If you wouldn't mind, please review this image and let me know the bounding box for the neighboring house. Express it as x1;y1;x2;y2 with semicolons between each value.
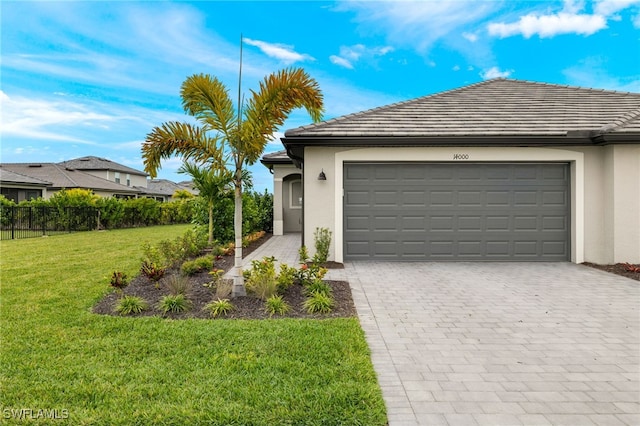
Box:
0;167;52;202
264;78;640;264
59;156;148;188
0;163;141;199
146;179;199;202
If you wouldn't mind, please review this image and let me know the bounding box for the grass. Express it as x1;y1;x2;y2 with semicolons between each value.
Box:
0;225;386;425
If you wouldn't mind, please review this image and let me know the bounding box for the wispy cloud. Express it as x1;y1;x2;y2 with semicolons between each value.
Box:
330;55;354;69
563;56;640;92
335;1;500;53
243;38;314;64
480;67;513;80
462;32;479;42
329;44;394;69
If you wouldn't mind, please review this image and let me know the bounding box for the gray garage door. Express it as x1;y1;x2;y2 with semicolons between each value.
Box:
344;163;569;261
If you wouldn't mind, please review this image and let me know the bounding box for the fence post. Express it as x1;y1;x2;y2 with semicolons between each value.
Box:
11;206;15;240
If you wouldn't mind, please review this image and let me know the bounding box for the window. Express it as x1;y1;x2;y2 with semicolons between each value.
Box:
126;174;131;187
289;180;302;209
25;190;41;201
114;172;121;184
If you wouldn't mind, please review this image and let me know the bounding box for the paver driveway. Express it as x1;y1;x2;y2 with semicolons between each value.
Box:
331;262;640;426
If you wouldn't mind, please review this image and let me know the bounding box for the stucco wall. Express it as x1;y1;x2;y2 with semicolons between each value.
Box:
271;164;301;235
303;144;640;264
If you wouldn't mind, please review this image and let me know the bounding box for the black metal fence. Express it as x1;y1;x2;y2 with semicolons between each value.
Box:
0;206;98;240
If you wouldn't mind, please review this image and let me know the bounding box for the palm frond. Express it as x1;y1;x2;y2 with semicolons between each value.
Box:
141;121;223;178
181;74;237;137
240;67;324;164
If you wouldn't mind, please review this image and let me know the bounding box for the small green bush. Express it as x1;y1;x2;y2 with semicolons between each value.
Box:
157;294;192;314
245;256;278;301
303;292;334;314
277;264;297;292
265;295;291;317
110;271;129;291
298;245;310;264
115;296;149;315
206;299;234;318
313;227;332;264
304;280;332;297
141;260;166;282
181;255;213;276
296;263;328;286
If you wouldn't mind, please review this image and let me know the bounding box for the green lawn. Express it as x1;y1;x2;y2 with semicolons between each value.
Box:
0;225;386;425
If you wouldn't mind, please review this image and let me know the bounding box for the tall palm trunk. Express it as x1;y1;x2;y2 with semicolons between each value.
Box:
232;169;246;297
207;200;214;245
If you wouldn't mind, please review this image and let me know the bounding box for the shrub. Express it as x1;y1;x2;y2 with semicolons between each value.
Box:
277;264;297;292
157;294;192;314
181;255;213;276
298;245;310;264
115;296;149;315
206;299;234;318
141;260;166;283
110;271;129;291
265;295;291;317
245;256;278;301
214;280;232;300
303;280;332;297
166;275;192;296
296;263;328;286
313;227;332;264
303;291;334;314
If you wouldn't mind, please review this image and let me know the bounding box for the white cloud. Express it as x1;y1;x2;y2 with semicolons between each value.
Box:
462;32;479;42
330;55;354;69
267;132;285;146
595;0;640;17
635;12;640;26
480;67;513;79
487;0;640;39
243;38;314;64
452;65;461;71
330;44;394;69
488;12;606;38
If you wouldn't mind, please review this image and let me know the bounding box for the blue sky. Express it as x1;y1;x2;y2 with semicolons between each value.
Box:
2;0;639;193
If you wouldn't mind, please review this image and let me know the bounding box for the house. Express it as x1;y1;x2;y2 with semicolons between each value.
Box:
0;163;141;199
264;78;640;264
146;179;199;202
58;156;148;188
0;167;52;202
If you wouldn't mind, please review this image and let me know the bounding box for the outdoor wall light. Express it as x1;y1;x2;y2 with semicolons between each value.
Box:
317;169;327;181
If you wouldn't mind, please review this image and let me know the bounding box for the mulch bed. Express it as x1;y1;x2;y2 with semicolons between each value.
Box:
93;234;357;320
582;262;640;281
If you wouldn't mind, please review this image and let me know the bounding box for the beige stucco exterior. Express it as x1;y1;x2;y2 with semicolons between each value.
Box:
270;164;302;236
300;144;640;264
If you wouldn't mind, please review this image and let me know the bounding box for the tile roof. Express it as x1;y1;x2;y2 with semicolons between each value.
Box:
59;156;148;176
0;163;140;193
0;168;52;186
284;79;640;141
260;150;293;165
146;179;199;197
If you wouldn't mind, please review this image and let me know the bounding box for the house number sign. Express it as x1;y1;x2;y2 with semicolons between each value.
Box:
453;153;469;160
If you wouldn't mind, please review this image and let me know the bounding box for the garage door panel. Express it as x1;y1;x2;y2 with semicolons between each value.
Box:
344;163;569;261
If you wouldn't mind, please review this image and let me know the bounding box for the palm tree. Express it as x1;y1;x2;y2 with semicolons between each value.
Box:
178;162;232;245
142;68;323;297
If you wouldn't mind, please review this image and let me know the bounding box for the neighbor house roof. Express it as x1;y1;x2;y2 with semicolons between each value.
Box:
0;163;140;194
146;179;199;197
283;78;640;148
0;167;52;187
58;156;148;176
